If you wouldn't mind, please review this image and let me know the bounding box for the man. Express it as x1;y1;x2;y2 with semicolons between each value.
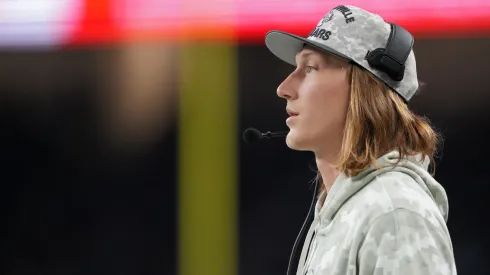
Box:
265;5;457;275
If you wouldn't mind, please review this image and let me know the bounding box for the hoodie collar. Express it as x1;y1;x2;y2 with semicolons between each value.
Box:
313;151;448;226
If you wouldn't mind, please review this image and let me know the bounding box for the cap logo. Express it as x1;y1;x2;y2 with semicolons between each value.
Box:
309;10;334;41
308;6;357;41
333;5;355;24
316;10;334;28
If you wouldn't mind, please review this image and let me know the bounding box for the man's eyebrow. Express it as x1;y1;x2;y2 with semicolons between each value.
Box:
295;51;313;64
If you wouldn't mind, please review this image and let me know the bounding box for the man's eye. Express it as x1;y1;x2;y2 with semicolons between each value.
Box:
305;66;316;73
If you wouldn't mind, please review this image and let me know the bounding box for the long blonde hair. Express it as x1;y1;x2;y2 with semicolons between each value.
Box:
316;64;442;193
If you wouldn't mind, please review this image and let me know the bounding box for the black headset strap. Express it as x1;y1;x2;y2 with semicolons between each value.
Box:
384;23;414;66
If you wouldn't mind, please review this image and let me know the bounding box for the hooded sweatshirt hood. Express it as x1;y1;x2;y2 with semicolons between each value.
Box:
316;150;449;226
295;150;456;275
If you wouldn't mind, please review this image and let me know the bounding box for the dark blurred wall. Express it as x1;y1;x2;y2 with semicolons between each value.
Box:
1;37;489;275
0;48;178;275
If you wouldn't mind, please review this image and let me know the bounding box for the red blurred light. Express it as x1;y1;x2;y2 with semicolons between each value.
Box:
63;0;490;46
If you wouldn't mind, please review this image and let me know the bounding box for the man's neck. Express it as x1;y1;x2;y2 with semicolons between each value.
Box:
315;155;341;193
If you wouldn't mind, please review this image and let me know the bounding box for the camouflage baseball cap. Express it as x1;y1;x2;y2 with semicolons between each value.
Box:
265;5;418;102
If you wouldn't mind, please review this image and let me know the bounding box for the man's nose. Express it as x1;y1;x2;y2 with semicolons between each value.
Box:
277;73;298;100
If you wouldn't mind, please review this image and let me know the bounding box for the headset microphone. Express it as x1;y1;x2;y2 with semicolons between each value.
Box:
242;127;288;144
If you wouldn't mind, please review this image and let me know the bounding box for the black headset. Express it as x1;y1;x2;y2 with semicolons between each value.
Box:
366;23;414;82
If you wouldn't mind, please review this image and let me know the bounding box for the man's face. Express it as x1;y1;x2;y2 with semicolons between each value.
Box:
277;46;351;153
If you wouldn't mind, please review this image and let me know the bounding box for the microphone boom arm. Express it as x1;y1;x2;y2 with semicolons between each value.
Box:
262;131;288;139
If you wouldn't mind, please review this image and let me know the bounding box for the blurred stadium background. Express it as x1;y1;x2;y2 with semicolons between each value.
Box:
1;1;489;275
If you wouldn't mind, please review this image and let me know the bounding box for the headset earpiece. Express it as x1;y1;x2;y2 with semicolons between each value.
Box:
366;23;414;81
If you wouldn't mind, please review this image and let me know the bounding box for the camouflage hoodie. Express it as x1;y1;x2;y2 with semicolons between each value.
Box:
296;150;457;275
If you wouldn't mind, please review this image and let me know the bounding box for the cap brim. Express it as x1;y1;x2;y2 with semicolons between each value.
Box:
265;30;352;66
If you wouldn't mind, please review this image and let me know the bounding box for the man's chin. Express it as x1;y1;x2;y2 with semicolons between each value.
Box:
286;133;310;151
